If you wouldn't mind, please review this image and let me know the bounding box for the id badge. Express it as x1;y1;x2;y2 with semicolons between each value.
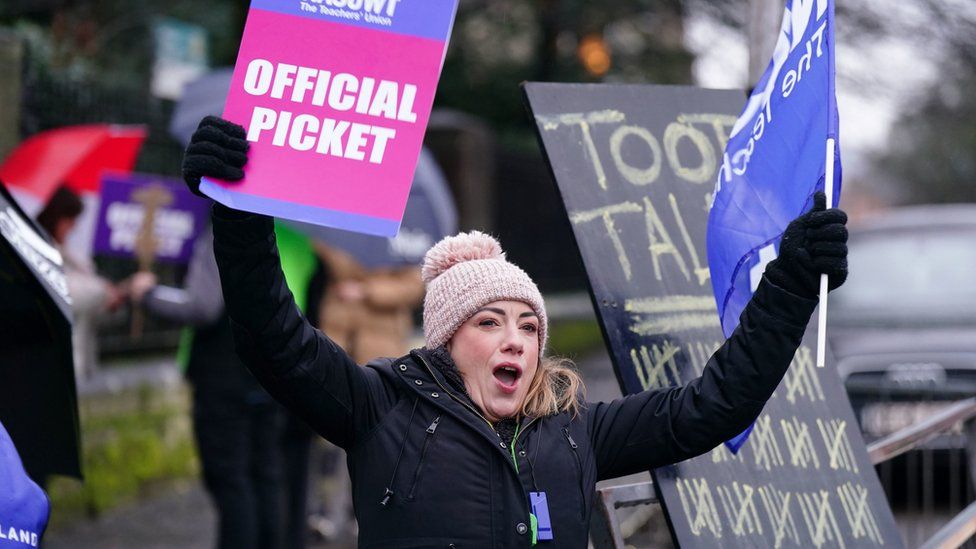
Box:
530;491;553;541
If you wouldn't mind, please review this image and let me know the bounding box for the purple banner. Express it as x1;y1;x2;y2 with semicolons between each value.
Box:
93;173;210;264
249;0;458;42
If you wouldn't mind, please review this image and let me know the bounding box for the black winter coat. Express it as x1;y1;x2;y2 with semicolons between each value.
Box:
211;209;818;549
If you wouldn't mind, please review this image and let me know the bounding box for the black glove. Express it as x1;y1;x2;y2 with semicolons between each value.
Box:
763;191;848;299
181;116;249;198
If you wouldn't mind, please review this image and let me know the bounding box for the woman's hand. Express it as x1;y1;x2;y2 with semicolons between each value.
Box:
763;191;848;298
105;282;128;312
128;271;158;303
181;116;249;197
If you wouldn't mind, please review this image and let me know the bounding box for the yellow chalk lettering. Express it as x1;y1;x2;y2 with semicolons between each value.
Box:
624;295;715;314
570;202;642;281
609;125;662;186
679;113;738;153
668;193;710;285
535;110;626;191
663;120;716;184
628;313;719;336
642;197;689;282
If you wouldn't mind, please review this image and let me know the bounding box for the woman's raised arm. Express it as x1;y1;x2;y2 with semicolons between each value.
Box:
587;193;847;479
184;116;397;449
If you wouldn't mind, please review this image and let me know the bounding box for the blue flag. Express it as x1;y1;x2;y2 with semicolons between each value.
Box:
708;0;841;453
0;421;49;547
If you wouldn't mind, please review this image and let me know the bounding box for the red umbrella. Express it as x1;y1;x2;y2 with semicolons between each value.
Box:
0;124;147;203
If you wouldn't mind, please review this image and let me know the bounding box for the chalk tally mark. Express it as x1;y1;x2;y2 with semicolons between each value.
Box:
688;340;722;378
781;417;821;470
758;485;800;548
752;414;785;471
676;477;723;538
817;418;859;473
797;490;846;549
630;341;681;390
782;346;825;404
717;482;763;537
837;482;883;545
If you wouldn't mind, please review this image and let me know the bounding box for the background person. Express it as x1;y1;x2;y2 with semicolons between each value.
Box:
314;243;425;362
183;115;849;547
130;224;284;549
36;185;127;381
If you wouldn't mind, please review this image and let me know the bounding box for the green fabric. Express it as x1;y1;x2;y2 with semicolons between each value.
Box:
509;423;521;474
530;513;538;546
274;221;317;313
175;327;193;374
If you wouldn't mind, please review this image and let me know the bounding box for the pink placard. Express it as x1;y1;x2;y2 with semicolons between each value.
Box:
201;0;458;236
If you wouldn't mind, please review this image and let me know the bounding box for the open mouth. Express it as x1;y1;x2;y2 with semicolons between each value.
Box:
492;364;522;390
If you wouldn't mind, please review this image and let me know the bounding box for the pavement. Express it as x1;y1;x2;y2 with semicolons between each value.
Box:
43;478;353;549
46;480;217;549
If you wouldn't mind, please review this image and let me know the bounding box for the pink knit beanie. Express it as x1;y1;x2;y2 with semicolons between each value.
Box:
422;231;547;354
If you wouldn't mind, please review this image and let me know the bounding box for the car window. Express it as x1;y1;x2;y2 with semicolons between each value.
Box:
832;229;976;317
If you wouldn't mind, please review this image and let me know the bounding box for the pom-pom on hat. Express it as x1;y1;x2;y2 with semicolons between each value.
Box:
422;231;547;355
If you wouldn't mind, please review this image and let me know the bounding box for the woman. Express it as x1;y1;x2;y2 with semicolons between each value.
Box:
36;186;126;380
183;116;848;548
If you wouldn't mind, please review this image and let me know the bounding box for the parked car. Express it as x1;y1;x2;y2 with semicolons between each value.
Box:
828;205;976;452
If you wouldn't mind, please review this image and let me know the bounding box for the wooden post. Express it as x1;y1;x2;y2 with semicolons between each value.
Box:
130;183;173;338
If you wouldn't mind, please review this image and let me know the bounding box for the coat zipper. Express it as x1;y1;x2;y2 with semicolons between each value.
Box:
408;416;441;499
563;427;586;519
416;354;541;538
416;354;495;431
416;354;538;474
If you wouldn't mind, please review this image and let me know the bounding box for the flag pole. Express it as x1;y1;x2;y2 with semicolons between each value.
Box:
818;0;838;368
816;137;835;368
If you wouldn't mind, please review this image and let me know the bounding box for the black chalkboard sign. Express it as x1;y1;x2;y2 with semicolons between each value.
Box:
0;181;81;481
523;82;901;548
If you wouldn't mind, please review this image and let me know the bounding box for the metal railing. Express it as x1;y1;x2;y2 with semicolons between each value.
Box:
590;397;976;548
867;398;976;465
921;501;976;549
589;482;659;548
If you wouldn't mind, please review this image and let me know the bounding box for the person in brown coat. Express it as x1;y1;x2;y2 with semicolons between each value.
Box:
313;242;424;364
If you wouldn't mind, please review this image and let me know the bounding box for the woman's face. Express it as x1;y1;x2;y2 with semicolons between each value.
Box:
54;217;77;245
447;300;540;422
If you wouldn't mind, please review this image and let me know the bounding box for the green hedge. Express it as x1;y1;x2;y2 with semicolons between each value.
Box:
547;319;606;360
46;383;198;529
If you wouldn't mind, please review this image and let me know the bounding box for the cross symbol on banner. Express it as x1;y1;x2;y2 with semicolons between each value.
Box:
750;244;778;292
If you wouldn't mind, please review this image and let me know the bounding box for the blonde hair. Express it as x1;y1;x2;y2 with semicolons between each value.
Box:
520;356;585;418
